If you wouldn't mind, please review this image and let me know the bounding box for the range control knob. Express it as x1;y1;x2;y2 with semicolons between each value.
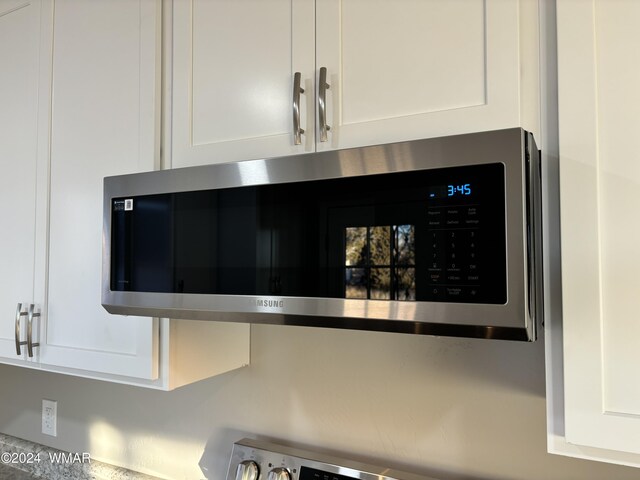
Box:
268;467;291;480
235;460;259;480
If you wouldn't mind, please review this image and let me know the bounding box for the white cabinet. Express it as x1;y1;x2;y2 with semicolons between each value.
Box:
40;0;160;380
36;0;249;389
0;0;249;389
171;0;315;167
548;0;640;466
315;0;539;152
0;0;51;365
172;0;540;168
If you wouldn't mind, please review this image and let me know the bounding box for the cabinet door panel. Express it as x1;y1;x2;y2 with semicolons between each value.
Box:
316;0;525;151
341;1;486;124
172;0;315;167
560;0;640;456
42;0;160;379
0;1;41;361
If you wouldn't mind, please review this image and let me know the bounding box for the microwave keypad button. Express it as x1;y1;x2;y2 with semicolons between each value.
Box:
446;287;464;298
445;287;481;301
465;231;479;264
448;231;458;251
468;232;477;249
426;231;445;266
429;263;444;272
430;287;446;300
446;273;462;283
429;272;444;284
427;208;443;227
445;208;460;227
429;230;445;242
464;206;480;226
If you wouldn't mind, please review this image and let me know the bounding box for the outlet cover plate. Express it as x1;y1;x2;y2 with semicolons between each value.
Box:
42;399;57;437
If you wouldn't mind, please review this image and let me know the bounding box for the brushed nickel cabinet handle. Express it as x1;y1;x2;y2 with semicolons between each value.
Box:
15;303;27;356
27;304;40;358
318;67;331;142
292;72;305;145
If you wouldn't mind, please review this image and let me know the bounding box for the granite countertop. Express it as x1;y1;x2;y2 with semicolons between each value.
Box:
0;433;163;480
0;463;39;480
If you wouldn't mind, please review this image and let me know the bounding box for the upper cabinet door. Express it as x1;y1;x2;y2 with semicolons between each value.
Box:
171;0;315;168
559;0;640;459
315;0;540;151
40;0;161;379
0;0;48;362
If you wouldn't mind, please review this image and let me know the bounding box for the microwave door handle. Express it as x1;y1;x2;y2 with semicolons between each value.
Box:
292;72;305;145
318;67;331;142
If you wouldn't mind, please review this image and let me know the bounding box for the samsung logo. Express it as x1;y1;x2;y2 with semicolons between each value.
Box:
255;298;284;308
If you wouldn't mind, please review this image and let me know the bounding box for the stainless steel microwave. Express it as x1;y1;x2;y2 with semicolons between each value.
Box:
102;128;542;341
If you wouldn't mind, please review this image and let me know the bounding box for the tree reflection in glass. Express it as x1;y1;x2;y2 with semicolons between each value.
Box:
395;267;416;301
370;268;391;299
370;226;390;265
344;224;415;300
396;224;415;265
345;267;367;299
345;227;367;266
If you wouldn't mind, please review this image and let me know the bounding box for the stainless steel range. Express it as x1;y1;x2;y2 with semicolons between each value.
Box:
226;438;438;480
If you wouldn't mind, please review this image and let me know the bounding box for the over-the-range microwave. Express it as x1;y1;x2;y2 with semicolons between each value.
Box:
102;128;542;341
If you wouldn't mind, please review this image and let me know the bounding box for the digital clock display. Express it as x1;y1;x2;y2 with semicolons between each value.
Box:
428;183;472;199
447;184;471;196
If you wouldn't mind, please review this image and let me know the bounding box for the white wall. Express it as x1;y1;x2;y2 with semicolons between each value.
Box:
0;324;638;480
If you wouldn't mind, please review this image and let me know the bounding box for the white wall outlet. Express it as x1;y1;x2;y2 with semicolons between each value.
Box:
42;399;57;437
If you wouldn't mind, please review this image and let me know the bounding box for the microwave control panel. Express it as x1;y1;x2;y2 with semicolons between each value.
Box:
422;163;506;304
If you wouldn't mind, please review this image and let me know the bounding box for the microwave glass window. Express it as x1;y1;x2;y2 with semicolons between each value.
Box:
345;227;367;267
370;226;391;265
111;163;506;304
370;268;391;300
396;224;415;264
345;267;367;299
396;267;416;301
344;224;415;301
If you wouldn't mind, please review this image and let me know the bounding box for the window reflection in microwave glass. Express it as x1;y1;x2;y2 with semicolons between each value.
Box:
345;225;415;300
